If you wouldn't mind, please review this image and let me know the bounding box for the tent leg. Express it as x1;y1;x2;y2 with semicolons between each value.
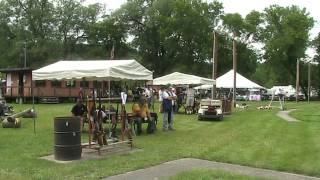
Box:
32;82;35;134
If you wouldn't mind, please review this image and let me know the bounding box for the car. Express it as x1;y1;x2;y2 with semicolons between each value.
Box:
236;94;249;101
197;99;223;120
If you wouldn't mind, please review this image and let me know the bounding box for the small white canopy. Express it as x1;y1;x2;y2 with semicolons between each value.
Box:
32;60;153;81
195;69;263;89
153;72;215;85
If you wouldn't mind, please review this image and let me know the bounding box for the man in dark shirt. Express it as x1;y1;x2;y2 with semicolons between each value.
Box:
71;98;87;132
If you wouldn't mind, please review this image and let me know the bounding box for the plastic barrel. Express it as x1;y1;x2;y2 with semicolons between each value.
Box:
54;117;81;161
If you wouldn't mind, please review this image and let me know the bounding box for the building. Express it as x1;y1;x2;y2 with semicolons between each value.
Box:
0;68;108;103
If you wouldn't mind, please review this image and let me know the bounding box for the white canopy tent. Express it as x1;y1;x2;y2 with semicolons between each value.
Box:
195;69;263;89
153;72;215;85
32;60;153;81
31;59;152;134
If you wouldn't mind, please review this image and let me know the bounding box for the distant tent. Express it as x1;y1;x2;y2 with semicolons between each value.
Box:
153;72;215;85
194;69;263;89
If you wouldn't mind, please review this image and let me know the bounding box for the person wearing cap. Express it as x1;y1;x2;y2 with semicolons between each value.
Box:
162;85;177;131
71;98;87;132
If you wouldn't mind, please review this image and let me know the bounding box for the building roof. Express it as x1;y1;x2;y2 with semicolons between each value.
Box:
0;67;33;73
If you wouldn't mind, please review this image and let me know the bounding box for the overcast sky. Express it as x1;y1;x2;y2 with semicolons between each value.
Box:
84;0;320;57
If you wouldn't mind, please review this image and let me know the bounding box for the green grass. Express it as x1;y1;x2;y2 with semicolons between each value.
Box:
169;169;268;180
0;101;320;179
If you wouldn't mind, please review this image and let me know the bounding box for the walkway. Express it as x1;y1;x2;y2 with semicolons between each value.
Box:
104;158;319;180
277;109;299;122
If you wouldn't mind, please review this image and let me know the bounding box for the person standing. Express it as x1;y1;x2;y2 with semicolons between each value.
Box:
158;87;164;113
186;86;195;114
162;86;177;131
71;98;87;132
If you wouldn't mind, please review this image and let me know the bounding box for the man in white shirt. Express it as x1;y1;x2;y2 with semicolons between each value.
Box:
162;86;177;131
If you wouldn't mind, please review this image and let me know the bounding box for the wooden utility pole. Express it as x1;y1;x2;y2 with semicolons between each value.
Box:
212;30;218;99
295;59;300;103
308;62;311;102
232;33;237;108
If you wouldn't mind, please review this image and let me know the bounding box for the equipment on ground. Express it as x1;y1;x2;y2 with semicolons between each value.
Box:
2;118;21;128
1;108;33;128
258;90;285;110
198;99;223;120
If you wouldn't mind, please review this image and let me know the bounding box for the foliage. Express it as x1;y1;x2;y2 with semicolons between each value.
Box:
257;5;314;86
0;0;318;89
313;33;320;96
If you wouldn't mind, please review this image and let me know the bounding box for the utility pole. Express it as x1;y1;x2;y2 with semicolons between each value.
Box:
308;62;311;102
212;30;218;99
295;59;300;103
232;32;237;108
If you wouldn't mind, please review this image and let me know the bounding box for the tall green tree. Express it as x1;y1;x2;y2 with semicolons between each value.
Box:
258;5;314;86
115;0;224;77
313;32;320;96
220;12;260;78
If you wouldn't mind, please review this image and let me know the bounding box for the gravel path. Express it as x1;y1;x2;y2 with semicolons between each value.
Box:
104;158;319;180
277;109;299;122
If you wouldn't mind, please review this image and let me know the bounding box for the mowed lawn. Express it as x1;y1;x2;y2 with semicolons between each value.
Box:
0;101;320;179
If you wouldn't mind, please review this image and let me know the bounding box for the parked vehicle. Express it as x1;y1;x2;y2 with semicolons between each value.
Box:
198;99;223;120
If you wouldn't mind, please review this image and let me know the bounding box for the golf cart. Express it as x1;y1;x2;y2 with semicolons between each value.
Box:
198;99;223;120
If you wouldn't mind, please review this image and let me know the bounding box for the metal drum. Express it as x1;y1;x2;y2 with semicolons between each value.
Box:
54;117;81;161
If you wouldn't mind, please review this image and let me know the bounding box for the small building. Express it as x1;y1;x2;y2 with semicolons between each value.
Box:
0;59;153;103
0;68;32;102
0;67;104;102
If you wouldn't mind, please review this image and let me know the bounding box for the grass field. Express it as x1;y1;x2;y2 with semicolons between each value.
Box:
0;101;320;179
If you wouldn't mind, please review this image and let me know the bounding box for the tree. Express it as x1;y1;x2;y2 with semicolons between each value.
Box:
312;32;320;97
54;0;102;58
257;5;314;86
85;14;130;59
115;0;224;77
219;12;260;78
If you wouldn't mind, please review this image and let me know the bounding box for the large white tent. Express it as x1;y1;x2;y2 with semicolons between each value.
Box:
195;69;263;89
32;60;153;81
153;72;215;85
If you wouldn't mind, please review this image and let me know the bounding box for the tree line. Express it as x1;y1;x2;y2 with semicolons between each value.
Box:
0;0;319;96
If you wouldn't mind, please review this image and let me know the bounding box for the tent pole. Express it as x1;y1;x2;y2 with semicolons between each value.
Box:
32;80;35;134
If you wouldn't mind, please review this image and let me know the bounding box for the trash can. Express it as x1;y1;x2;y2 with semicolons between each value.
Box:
54;117;81;161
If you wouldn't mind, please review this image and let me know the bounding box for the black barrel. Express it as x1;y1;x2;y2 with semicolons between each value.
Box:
54;117;81;161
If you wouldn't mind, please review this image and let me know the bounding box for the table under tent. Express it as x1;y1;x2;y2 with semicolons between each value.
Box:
153;72;215;114
32;60;153;157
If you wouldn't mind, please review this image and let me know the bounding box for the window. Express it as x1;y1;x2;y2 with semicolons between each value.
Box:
66;80;76;87
51;80;61;87
80;81;89;88
93;81;102;88
35;80;45;87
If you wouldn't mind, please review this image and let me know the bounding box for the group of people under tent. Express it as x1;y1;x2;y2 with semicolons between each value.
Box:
70;86;158;137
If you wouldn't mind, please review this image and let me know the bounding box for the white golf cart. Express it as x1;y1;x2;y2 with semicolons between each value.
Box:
197;99;223;120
